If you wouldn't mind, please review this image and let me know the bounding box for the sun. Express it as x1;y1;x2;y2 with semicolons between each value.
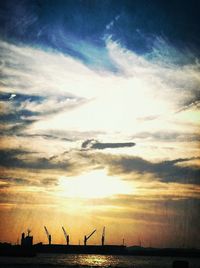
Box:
57;169;132;199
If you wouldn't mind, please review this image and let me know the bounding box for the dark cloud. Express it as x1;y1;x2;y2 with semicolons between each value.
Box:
1;148;199;186
0;92;45;103
51;150;200;186
1;120;36;135
82;139;136;150
0;92;43;134
0;149;72;171
0;110;39;123
107;155;200;185
176;99;200;114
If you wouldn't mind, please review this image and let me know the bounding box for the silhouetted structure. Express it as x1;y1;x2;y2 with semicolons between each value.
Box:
101;227;105;246
44;226;51;245
2;227;200;258
34;244;126;255
21;230;33;247
84;229;96;246
62;226;69;245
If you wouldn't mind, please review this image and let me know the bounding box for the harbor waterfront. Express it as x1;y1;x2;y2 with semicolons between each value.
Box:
1;241;200;258
1;230;200;258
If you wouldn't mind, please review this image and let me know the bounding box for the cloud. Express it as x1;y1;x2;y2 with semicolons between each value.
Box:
66;150;200;186
19;133;71;142
0;120;36;135
0;149;73;171
176;100;200;114
0;177;29;188
0;37;199;142
0;176;59;188
0;34;199;191
106;155;200;185
0;109;39;123
136;115;159;122
47;149;200;186
0;92;45;103
0;143;199;190
107;37;200;109
105;14;121;30
132;131;200;143
0;90;87;136
81;139;136;150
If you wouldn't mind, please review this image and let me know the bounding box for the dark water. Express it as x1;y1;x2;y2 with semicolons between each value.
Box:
0;254;200;268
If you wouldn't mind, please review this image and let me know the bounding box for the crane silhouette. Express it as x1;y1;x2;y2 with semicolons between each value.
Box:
62;226;69;245
84;229;96;245
102;227;105;246
44;226;51;245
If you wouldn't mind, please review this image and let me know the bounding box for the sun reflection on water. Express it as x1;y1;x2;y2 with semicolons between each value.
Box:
73;254;118;267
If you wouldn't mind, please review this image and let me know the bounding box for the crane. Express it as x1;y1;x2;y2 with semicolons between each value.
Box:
62;226;69;245
101;227;105;246
84;229;96;246
44;226;51;245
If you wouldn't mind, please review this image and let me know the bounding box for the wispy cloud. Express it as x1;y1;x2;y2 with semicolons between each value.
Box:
1;38;199;140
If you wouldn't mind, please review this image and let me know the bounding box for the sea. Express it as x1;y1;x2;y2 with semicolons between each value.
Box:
0;254;200;268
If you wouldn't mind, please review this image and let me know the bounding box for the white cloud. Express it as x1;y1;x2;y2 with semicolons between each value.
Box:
0;38;199;160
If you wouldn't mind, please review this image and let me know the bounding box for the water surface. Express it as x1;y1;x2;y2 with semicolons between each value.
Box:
0;254;200;268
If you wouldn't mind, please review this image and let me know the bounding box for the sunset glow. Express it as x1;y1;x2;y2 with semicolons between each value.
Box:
58;170;133;198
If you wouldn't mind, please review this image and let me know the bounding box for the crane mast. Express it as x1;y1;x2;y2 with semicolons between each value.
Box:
84;229;96;246
62;226;69;245
101;226;105;246
44;226;51;245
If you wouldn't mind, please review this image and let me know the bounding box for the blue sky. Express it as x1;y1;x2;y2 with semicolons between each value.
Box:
1;0;200;68
0;0;200;247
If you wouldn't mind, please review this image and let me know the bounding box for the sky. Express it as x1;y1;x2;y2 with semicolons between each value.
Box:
0;0;200;248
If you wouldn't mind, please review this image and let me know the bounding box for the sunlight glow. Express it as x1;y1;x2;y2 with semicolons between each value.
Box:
57;170;132;198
